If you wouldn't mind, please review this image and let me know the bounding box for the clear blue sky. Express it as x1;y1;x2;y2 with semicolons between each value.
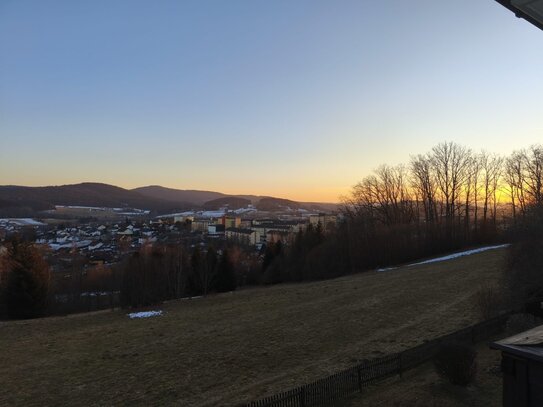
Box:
1;0;542;202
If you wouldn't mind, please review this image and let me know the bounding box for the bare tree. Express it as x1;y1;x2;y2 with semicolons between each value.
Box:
411;154;438;224
431;142;472;238
479;152;503;227
522;145;543;206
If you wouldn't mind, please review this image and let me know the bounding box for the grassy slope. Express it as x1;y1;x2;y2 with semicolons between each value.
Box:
0;248;506;407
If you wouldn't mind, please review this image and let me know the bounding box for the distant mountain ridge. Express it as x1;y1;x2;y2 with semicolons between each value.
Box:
202;197;252;210
0;183;339;216
135;185;339;211
132;185;227;206
0;183;191;216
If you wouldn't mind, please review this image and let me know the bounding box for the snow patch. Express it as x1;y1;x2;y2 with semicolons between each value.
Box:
128;310;163;319
0;218;45;226
377;244;509;272
408;244;509;266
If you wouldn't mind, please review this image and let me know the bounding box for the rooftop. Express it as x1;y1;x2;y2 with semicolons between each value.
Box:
491;324;543;363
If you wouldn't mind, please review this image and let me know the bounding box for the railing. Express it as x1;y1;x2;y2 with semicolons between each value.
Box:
245;313;510;407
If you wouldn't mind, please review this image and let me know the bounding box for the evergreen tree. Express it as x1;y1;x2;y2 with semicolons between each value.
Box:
216;249;237;292
187;247;204;295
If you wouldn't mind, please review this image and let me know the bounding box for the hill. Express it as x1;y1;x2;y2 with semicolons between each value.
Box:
133;185;339;211
0;183;339;217
202;197;252;210
256;196;300;211
0;183;190;215
133;185;227;206
0;247;506;406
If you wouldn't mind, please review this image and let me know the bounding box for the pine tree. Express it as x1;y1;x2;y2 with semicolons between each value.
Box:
216;249;237;293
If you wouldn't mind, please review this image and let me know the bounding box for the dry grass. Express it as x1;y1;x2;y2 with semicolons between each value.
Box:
0;248;506;406
337;340;503;407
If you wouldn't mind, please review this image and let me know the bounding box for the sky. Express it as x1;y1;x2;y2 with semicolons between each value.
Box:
1;0;542;203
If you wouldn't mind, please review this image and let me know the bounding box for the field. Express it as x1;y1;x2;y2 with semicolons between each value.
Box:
0;247;506;406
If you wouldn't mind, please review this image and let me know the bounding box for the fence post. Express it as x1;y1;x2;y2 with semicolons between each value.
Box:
299;386;306;407
357;366;362;392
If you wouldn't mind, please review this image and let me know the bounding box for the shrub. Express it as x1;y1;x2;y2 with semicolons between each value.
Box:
474;285;505;320
433;342;477;386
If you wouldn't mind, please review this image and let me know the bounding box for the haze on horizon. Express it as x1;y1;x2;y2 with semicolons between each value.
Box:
1;0;542;203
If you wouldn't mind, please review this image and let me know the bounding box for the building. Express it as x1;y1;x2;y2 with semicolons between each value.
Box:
490;324;543;406
308;214;337;231
495;0;543;31
218;216;241;229
225;227;260;246
208;224;225;235
266;229;290;244
191;219;212;233
174;215;194;223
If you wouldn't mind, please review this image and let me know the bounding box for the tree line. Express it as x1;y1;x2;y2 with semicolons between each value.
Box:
341;142;543;270
119;244;238;308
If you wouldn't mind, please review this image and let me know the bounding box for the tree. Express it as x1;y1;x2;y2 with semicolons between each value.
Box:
187;246;217;296
411;153;438;224
215;249;237;292
431;142;472;238
506;205;543;309
3;238;51;319
120;249;168;308
262;240;284;284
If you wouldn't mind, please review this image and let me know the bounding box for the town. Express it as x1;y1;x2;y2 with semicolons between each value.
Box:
0;206;338;313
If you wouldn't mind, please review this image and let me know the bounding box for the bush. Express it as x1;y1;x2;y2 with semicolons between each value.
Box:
433;342;477;386
474;285;505;320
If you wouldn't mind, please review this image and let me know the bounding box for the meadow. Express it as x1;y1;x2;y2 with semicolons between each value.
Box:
0;247;506;406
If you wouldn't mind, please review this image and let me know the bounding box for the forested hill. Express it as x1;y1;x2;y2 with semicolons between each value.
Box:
0;183;191;215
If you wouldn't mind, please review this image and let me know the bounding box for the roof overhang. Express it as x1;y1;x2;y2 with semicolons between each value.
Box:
490;324;543;363
495;0;543;30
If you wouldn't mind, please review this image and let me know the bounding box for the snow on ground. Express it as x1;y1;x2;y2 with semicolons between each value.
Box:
377;244;509;272
49;240;93;251
128;310;163;319
0;218;46;226
155;212;193;219
200;210;226;218
80;291;110;297
233;207;257;214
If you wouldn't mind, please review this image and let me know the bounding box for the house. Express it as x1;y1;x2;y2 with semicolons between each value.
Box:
494;0;543;31
490;324;543;406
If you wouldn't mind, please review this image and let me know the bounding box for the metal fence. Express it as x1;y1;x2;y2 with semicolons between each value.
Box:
245;313;510;407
